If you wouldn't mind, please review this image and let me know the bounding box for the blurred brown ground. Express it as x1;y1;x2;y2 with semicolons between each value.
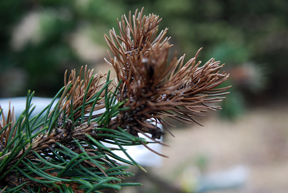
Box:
144;102;288;193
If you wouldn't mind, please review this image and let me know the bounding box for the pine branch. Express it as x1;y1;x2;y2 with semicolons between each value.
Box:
0;7;230;192
0;68;144;192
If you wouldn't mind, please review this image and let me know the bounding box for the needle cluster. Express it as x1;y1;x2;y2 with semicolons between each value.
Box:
105;8;230;140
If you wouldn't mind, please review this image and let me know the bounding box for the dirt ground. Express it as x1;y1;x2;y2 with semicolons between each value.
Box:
146;103;288;193
117;103;288;193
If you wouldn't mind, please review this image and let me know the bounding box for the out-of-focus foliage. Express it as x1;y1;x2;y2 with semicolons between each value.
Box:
1;0;287;116
0;0;126;97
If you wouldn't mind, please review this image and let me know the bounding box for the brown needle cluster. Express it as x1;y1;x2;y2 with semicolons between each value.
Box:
59;66;108;123
0;104;15;154
105;8;230;140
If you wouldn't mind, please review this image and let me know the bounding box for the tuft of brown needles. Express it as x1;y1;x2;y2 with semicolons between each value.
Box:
59;66;108;123
0;103;15;153
105;8;230;140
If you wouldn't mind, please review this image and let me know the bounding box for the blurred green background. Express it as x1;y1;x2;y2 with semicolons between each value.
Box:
1;0;288;106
